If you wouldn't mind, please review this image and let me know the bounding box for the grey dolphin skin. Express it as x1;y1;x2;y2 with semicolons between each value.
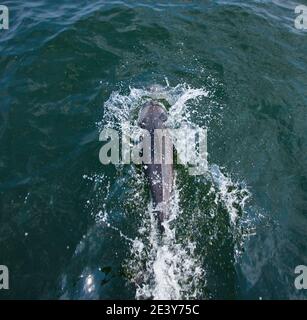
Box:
138;100;174;233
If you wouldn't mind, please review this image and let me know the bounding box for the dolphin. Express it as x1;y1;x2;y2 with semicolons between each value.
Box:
137;100;174;233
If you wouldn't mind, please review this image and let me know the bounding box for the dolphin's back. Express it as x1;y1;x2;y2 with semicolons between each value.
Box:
138;101;174;232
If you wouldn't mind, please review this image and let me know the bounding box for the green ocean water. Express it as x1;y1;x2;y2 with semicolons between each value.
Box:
0;0;307;299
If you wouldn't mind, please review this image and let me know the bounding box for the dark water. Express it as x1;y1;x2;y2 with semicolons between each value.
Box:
0;0;307;299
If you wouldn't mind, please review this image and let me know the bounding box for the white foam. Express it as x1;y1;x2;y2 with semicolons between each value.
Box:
131;179;204;300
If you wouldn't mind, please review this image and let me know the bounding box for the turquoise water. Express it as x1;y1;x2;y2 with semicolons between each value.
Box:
0;0;307;299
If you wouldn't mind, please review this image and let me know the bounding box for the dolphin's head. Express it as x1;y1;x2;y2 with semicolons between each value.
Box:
138;101;168;132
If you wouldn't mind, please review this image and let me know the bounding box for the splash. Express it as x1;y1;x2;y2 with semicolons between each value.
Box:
85;82;258;299
209;164;250;226
97;83;209;132
129;179;205;300
206;164;255;259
